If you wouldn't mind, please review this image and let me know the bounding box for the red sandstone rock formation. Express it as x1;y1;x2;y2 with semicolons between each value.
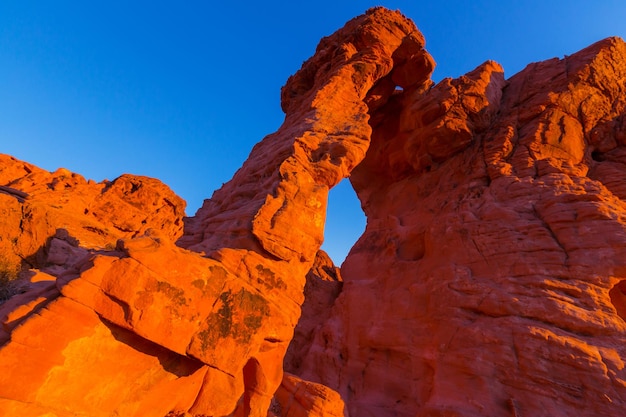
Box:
299;35;626;417
1;6;626;417
0;7;430;417
284;250;342;374
0;153;185;267
0;154;187;348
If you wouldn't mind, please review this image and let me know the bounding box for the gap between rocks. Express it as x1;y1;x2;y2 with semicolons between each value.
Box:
321;178;366;266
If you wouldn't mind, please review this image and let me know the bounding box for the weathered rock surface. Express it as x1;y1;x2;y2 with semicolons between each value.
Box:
0;153;185;270
0;7;430;417
299;36;626;417
284;250;342;374
2;6;626;417
273;373;346;417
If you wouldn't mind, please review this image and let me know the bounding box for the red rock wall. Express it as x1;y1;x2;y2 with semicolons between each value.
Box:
299;37;626;417
283;250;342;374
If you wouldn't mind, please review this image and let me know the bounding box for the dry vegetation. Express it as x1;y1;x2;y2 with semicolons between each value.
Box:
0;253;20;301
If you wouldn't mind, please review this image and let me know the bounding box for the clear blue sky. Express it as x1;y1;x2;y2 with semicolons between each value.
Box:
2;1;625;264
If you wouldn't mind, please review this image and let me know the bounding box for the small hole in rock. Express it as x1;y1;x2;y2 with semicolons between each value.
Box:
591;150;605;162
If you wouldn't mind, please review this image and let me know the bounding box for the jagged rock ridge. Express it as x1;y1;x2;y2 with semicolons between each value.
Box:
1;6;626;417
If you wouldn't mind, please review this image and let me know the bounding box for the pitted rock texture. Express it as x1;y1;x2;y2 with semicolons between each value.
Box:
177;7;433;261
299;37;626;417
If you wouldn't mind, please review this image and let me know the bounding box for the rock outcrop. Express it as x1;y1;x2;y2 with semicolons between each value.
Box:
284;250;342;374
1;6;626;417
0;153;185;269
0;7;431;417
299;35;626;417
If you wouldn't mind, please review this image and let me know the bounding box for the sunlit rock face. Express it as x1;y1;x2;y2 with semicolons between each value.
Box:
0;7;431;417
299;36;626;417
0;153;185;270
0;155;186;343
1;6;626;417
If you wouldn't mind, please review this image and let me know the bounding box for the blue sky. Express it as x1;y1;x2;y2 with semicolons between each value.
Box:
2;1;626;264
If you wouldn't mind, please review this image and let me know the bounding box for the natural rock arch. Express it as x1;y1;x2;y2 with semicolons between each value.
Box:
0;8;435;417
1;8;626;417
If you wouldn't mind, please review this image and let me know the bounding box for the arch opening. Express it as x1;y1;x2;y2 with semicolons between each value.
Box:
321;178;366;266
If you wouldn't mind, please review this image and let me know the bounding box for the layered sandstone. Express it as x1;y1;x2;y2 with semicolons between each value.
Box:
1;7;626;417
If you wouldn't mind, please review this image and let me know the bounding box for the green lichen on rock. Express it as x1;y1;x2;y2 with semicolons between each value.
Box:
192;265;229;294
255;264;286;290
156;280;188;306
191;279;205;290
197;287;271;353
216;291;233;337
208;265;228;281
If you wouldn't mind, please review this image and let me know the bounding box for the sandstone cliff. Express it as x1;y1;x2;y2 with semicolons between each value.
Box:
1;6;626;417
298;32;626;417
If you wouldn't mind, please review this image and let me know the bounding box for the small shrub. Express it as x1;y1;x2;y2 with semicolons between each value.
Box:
0;254;20;301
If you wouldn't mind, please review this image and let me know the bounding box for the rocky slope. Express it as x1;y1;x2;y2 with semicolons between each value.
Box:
0;153;185;269
1;6;626;417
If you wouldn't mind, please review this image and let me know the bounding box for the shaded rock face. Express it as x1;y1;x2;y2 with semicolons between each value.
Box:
1;7;626;417
283;250;342;374
299;37;626;416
